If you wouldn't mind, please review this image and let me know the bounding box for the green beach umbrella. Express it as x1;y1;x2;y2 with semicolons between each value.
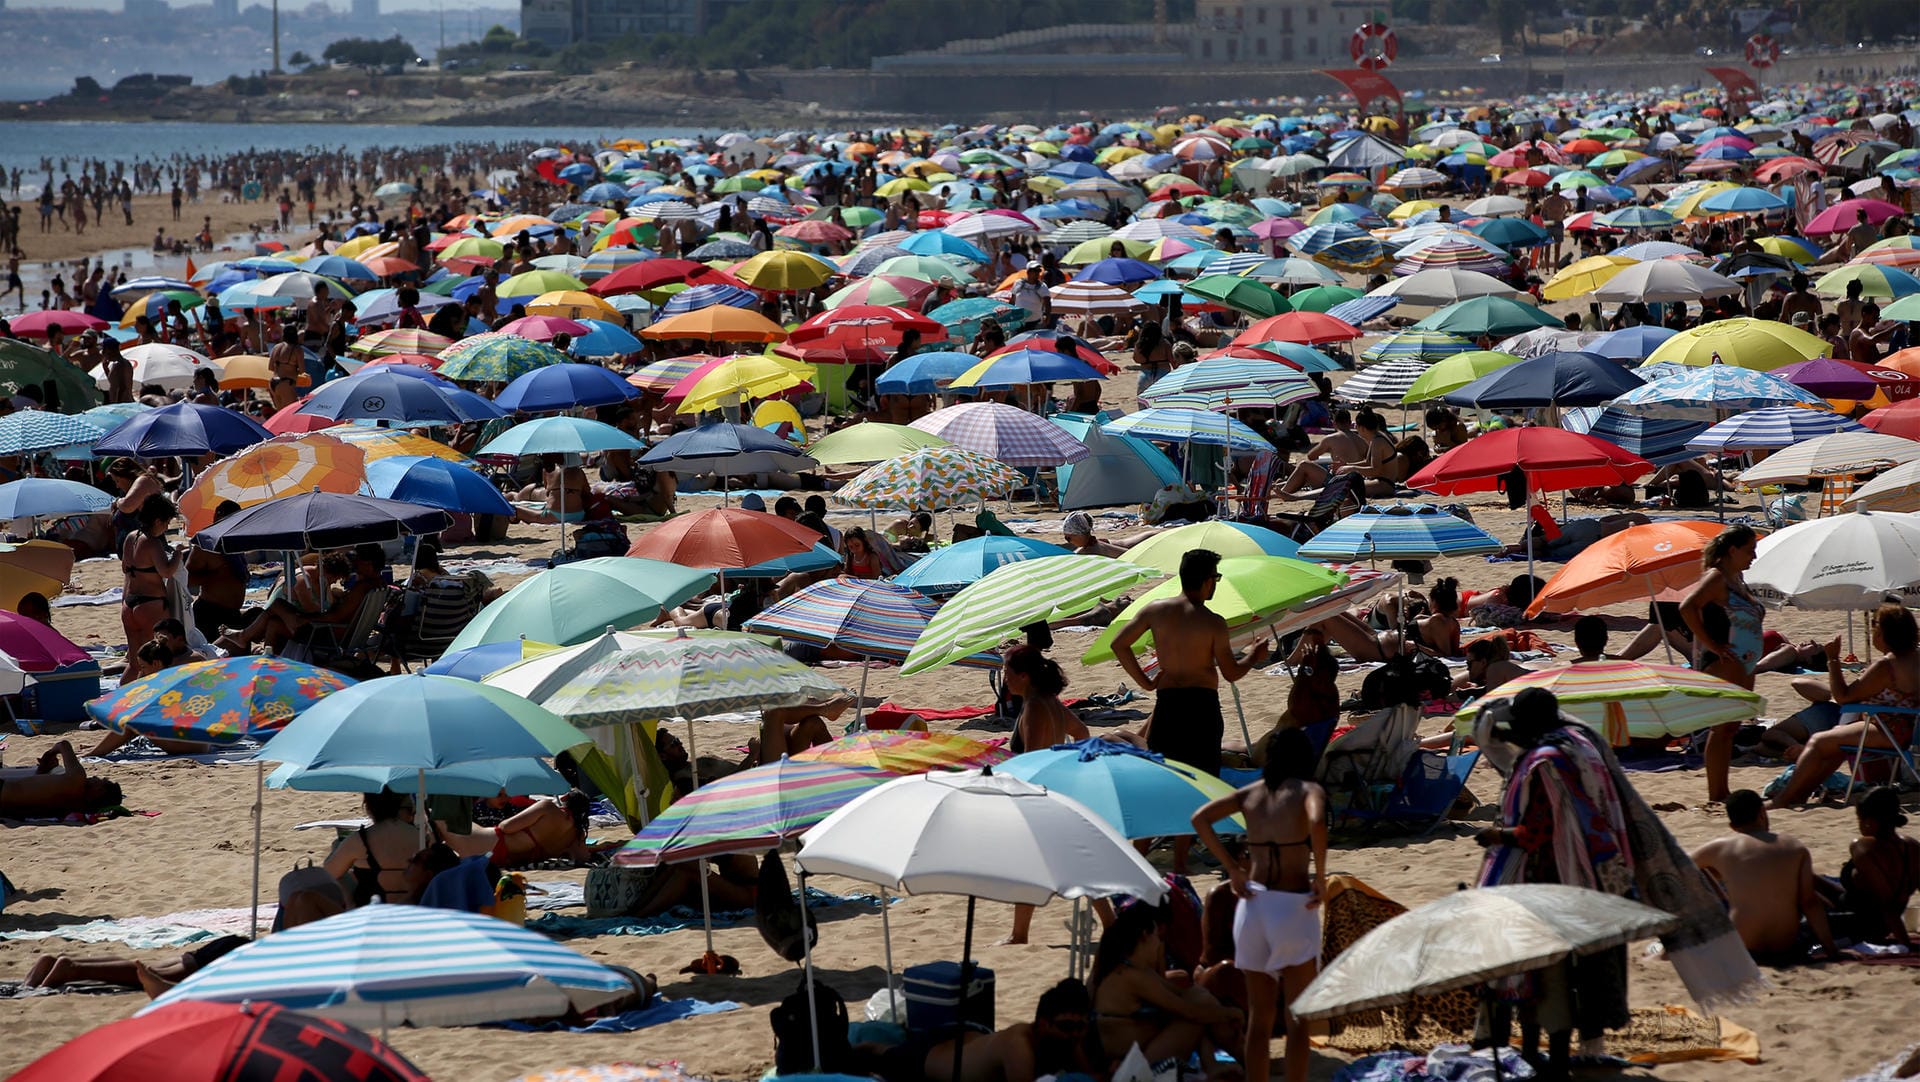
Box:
1081;555;1348;665
0;338;101;409
808;423;951;466
1286;285;1364;312
1411;297;1560;338
447;557;714;653
903;556;1155;676
434;331;570;383
1401;349;1525;403
1183;274;1292;318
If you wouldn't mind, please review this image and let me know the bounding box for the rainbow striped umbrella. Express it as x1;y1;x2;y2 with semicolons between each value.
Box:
744;577;942;664
626;356;711;395
1451;660;1762;744
615;758;888;867
795;730;1008;775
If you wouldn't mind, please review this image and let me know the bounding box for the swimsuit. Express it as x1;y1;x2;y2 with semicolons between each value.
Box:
122;561;164;608
1232;880;1320;975
1147;687;1224;777
1698;589;1765;674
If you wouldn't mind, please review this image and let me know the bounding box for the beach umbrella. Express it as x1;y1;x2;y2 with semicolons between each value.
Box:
1297;503;1502;562
195;492;449;553
13;1000;429;1082
1408;426;1650;520
364;455;514;516
435;332;570;383
1687;407;1864;452
348;328;453;358
909;402;1089;466
833;445;1026;511
903;555;1154;676
567;319;645;359
526;290;622;321
298;368;502;425
638;421;817;480
255;673;586;771
0;339;101;409
328;424;468;465
1082;555;1348;672
1120;521;1300;574
1360;330;1478;365
7;309;106;338
1000;738;1243;839
493;363;639;412
0;477;112;519
0;540;71;613
142;906;630;1031
616;756;889;866
1804;198;1904;236
1411;296;1560;338
807;422;950;465
449;559;712;653
1450;661;1761;744
891;535;1070;596
1101;407;1273;453
89;655;352;744
1610;364;1826;417
0;411;104;457
1443;350;1642;409
1137;357;1317;412
1591;261;1741;304
1234;311;1362;346
1400;350;1523;403
1541;255;1637;301
1182;274;1291;318
0;608;86;672
1586;325;1678;361
178;432;366;533
498;314;593;342
1338;360;1431;405
1643;317;1828;370
1048;280;1148;317
1291;885;1679;1023
530;629;847;729
94;401;271;458
1818;264;1920;300
1775;357;1917;402
267;757;568;798
949;348;1105;390
1287;285;1366;313
640;307;789;343
475;415;643;458
796;730;1007;775
1746;511;1920;610
1846;460;1920;512
1372;269;1518;307
625;506;822;571
1526;519;1725;620
1735;431;1920;485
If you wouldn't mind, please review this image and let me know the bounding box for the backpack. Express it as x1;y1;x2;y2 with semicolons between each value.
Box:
771;975;852;1075
754;851;817;963
553;518;628;564
1360;651;1452;710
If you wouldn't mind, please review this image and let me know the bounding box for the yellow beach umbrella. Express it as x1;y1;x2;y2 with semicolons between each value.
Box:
675;354;815;414
526;290;620;321
1541;255;1638;302
218;354;313;390
328;424;471;465
0;540;73;611
178;432;366;533
1386;199;1442;221
731;250;836;292
333;235;382;259
873;177;930;198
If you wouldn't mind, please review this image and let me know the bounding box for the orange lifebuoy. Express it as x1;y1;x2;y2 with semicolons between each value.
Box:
1350;22;1398;71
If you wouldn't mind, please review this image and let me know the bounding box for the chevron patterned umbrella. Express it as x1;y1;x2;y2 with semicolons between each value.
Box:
903;555;1154;676
833;446;1027;511
533;630;848;726
0;412;104;456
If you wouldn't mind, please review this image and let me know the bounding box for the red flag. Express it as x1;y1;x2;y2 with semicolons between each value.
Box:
184;256;196;281
1705;66;1759;97
1321;68;1404;112
535;158;564;186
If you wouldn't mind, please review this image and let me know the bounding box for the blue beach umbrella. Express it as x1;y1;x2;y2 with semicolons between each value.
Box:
298;369;504;425
448;557;713;653
493;363;639;413
1442;351;1645;409
891;535;1071;596
877;351;985;395
1561;408;1708;466
1102;407;1272;452
998;738;1243;838
365;455;514;516
1610;365;1825;417
1586;325;1677;362
1297;502;1502;561
425;640;533;681
0;412;105;456
0;478;113;519
948;348;1106;390
568;319;644;358
640;421;815;477
93;401;271;458
475;416;643;458
1686;407;1865;452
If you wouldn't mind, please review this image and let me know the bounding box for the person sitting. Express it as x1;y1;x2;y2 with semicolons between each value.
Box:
14;592;51;626
1089;903;1244;1073
1570;614;1611;662
1455;635;1533;700
886;510;936;552
324;791;438;905
877;978;1100;1082
513;453;595;523
0;739;122;817
186;500;254;640
1276;408;1369;498
1690;789;1839;963
1339;435;1430;499
449;789;602;869
217;544;387;656
1770;604;1920;807
758;696;846;763
656;728;756;804
1841;786;1920;948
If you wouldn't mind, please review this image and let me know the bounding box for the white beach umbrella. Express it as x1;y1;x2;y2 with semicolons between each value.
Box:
1368;268;1519;307
1736;431;1920;484
112;344;225;391
1591;261;1742;304
1747;510;1920;610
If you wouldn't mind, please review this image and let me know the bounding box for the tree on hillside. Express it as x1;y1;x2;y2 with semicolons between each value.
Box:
322;35;418;68
481;24;517;53
289;50;312;66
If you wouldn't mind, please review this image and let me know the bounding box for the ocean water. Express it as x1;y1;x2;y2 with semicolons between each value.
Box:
0;121;715;184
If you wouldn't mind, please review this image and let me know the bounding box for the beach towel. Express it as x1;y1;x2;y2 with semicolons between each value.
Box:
495;997;742;1033
0;980;134;999
527;888;883;941
50;587;123;608
0;904;277;949
526;880;587;910
83;737;260;765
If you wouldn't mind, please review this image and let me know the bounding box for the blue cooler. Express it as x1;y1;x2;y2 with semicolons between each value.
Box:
902;961;994;1032
22;660;103;724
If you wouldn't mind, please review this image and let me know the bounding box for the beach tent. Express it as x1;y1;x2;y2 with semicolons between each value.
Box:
1051;413;1181;510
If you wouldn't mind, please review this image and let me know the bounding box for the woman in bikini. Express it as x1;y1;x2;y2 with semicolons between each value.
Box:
119;494;181;682
106;457;163;548
1191;727;1327;1082
1681;524;1764;802
1089;904;1244;1076
999;645;1091;945
1282;409;1397;495
1842;786;1920;946
323;791;432;905
1771;603;1920;807
447;790;597;868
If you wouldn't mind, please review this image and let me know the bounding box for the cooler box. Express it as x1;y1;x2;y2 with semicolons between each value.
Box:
903;961;994;1032
23;660;103;724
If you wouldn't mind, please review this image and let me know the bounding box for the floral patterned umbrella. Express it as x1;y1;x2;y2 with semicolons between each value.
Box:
87;656;353;744
434;332;570;383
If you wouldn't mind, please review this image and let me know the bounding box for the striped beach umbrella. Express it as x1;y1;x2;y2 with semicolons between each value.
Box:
1562;408;1708;465
616;758;890;868
627;355;713;395
903;556;1155;676
1297;503;1502;561
1452;661;1762;743
348;328;454;358
435;332;569;383
143;905;632;1029
1102;407;1273;452
1687;406;1864;452
909;402;1090;466
533;631;848;726
328;424;470;465
1047;280;1148;317
1361;329;1476;364
1337;359;1430;405
1083;555;1349;666
796;730;1008;775
745;576;946;664
833;446;1026;511
1139;358;1319;411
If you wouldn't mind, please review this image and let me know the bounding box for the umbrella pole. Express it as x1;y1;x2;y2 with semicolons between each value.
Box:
697;857;717;958
1230;680;1254;752
954;895;977;1082
249;759;263;939
417;768;429;850
856;661;870;732
1648;577;1675;665
879;885;897;1003
799;869;823;1073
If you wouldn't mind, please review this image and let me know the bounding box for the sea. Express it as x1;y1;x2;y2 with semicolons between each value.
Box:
0;121;715;191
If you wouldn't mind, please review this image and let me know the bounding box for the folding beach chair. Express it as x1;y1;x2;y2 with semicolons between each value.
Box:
1218;450;1279;522
1342;747;1481;836
284;585;393;673
1266;470;1363;541
1838;703;1920;800
1317;704;1420;825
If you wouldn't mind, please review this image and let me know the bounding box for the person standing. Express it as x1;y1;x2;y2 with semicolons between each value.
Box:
268;323;303;410
1680;524;1763;802
1191;727;1327;1082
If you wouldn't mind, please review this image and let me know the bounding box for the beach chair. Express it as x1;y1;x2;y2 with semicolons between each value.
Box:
284;585;393;672
379;574;488;672
1342;747;1481;836
1837;703;1920;800
1218;450;1279;522
1264;470;1362;541
1317;704;1421;825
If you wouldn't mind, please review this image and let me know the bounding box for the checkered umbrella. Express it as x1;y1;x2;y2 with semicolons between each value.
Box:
908;402;1090;467
833;446;1027;511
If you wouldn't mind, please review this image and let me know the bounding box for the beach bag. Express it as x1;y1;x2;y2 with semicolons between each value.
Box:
585;865;658;917
554;519;628;564
1768;493;1810;526
754;850;817;963
1360;651;1451;710
771;975;852;1074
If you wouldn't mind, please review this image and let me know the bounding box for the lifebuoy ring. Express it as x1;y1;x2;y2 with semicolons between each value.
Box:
1350;22;1398;71
1745;33;1780;68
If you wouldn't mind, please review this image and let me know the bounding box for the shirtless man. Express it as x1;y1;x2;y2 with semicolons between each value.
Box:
903;978;1100;1082
1111;548;1271;871
1191;726;1327;1082
1276;408;1368;497
1690;789;1838;963
1779;273;1823;327
268;323;304;410
450;789;600;868
0;740;122;816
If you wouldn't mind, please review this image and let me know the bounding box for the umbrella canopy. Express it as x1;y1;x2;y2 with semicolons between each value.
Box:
639;421;816;477
142;906;630;1029
875;351;986;396
745;577;947;663
493;363;640;412
798;769;1166;906
531;631;848;726
364;455;514;516
94;402;272;458
434;332;570;383
833;446;1027;511
1372;268;1518;307
1846;460;1920;512
0;411;106;456
1591;261;1741;303
1644;317;1829;370
196;492;449;553
1735;431;1920;484
625;507;822;570
908;402;1090;467
1408;428;1652;495
949;348;1105;390
1747;511;1920;610
1291;884;1677;1022
904;556;1155;676
615;758;890;867
1119;521;1300;574
1441;350;1642;408
1338;360;1431;405
13;1000;429;1082
1137;358;1317;412
1297;503;1502;561
299;369;502;425
447;557;713;653
998;739;1243;839
0;339;101;410
1453;661;1760;743
794;730;1007;775
475;416;644;459
267;757;568;798
256;673;586;771
807;422;950;465
1400;350;1523;403
1102;408;1273;452
0;477;112;519
1687;407;1863;452
1411;296;1560;338
88;656;352;744
117;344;224;392
178;433;366;533
1083;555;1349;665
1611;364;1827;417
891;535;1071;595
1526;520;1724;617
640;307;789;343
